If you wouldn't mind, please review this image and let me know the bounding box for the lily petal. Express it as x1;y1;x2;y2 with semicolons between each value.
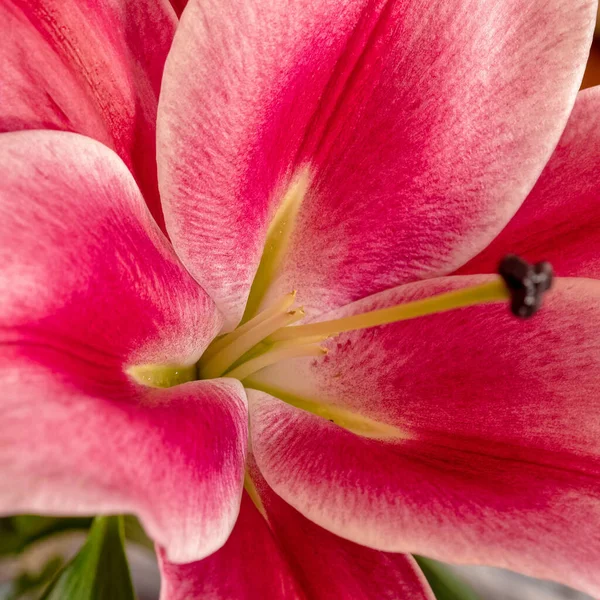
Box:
2;373;247;564
0;0;176;228
252;460;435;600
159;472;434;599
457;86;600;279
0;131;245;563
168;0;187;17
158;493;304;600
248;276;600;595
157;0;595;324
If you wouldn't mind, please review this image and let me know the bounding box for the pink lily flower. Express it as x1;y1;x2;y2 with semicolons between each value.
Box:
1;0;599;597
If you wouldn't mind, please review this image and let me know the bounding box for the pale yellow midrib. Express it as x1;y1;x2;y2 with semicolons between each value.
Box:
241;171;310;323
245;380;410;441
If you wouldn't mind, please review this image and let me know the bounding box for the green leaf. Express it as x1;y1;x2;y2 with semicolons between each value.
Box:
0;528;24;555
0;515;92;556
41;516;136;600
122;515;154;552
415;556;481;600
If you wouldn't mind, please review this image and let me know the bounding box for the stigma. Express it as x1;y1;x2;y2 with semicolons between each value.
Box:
195;255;554;382
498;255;553;318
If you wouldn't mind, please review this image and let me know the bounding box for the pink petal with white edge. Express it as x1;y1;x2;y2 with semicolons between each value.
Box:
0;131;246;562
0;0;176;229
158;493;304;600
3;373;247;563
248;276;600;594
457;86;600;280
159;468;434;600
251;460;435;600
158;0;596;325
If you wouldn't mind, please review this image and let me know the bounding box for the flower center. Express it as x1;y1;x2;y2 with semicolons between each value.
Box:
128;255;553;392
195;254;553;382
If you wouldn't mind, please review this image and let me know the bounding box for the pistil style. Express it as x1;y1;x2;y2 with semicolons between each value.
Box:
267;278;510;343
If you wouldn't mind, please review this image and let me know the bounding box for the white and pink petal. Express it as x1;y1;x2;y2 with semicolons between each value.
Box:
249;276;600;595
251;461;435;600
157;0;596;324
158;494;304;600
457;86;600;280
158;471;434;599
0;0;177;228
0;131;245;563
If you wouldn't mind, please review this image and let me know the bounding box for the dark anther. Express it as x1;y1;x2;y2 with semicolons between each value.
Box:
498;255;554;318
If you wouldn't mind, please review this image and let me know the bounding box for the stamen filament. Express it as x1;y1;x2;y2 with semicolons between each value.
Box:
201;291;296;362
225;343;327;381
199;308;305;379
265;335;329;349
268;278;509;342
